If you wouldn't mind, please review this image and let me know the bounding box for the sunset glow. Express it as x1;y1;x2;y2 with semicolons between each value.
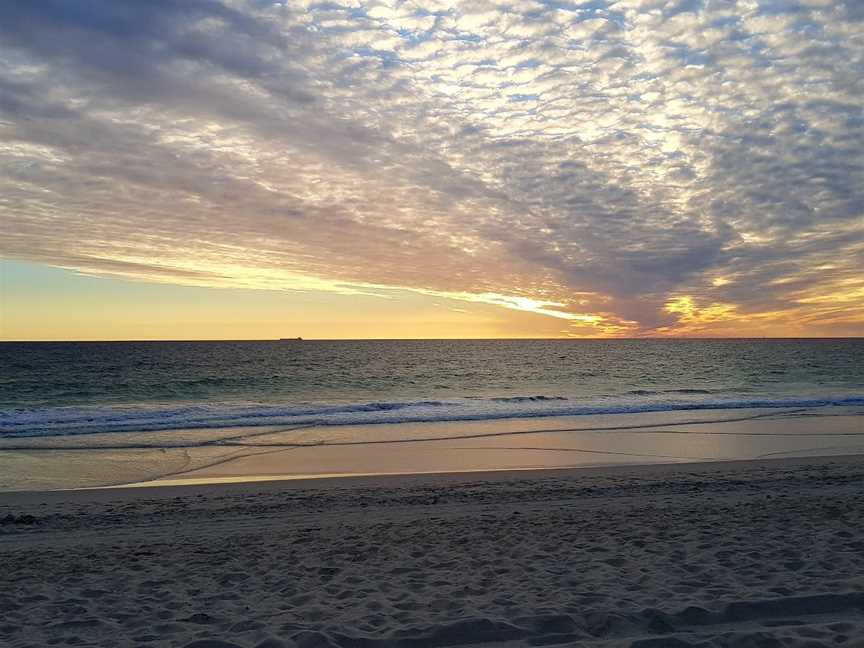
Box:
1;1;862;339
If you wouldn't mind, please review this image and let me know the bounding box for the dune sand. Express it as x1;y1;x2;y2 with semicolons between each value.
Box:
2;455;864;647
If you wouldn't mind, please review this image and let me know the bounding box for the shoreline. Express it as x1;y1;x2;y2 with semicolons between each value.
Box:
1;405;862;493
4;395;862;441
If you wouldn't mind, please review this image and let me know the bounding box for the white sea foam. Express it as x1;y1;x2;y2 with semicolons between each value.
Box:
1;394;862;439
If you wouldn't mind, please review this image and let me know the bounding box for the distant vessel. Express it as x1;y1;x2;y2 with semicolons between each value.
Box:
279;337;303;341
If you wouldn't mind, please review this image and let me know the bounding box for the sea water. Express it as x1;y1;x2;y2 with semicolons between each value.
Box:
1;339;862;489
2;339;863;436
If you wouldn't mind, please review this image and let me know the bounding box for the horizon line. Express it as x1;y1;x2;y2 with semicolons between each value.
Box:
2;336;862;343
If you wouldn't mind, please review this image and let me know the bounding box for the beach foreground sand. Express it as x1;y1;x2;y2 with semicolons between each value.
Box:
2;456;864;648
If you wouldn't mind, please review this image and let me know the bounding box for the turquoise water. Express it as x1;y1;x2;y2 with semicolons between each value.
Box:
1;339;862;438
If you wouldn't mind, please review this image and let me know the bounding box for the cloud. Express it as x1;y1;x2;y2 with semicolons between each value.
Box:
1;0;862;335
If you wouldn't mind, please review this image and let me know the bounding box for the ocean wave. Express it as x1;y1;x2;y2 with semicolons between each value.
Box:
1;394;863;439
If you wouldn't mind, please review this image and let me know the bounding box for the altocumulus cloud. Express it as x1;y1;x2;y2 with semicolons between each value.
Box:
1;0;862;335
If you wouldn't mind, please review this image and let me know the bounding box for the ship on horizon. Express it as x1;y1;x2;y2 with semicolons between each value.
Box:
279;337;303;341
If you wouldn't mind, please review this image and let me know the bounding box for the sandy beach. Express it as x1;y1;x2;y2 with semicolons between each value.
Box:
2;455;864;648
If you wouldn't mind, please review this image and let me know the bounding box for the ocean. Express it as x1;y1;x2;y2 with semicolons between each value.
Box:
1;339;863;489
2;338;863;436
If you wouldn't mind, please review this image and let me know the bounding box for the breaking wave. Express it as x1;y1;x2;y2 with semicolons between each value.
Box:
1;394;863;439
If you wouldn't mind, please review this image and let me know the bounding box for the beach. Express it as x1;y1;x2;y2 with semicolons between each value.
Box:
3;454;864;648
3;406;864;491
2;340;863;647
4;0;863;642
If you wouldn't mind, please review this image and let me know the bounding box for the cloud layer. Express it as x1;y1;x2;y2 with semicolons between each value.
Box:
1;0;862;335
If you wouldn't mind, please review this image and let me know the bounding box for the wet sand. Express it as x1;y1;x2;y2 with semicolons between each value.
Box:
2;454;864;647
2;406;863;491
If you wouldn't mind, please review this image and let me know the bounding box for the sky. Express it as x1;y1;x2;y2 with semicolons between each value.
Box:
1;0;862;340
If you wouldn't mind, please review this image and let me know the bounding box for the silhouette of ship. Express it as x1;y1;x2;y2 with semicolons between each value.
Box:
279;337;303;341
